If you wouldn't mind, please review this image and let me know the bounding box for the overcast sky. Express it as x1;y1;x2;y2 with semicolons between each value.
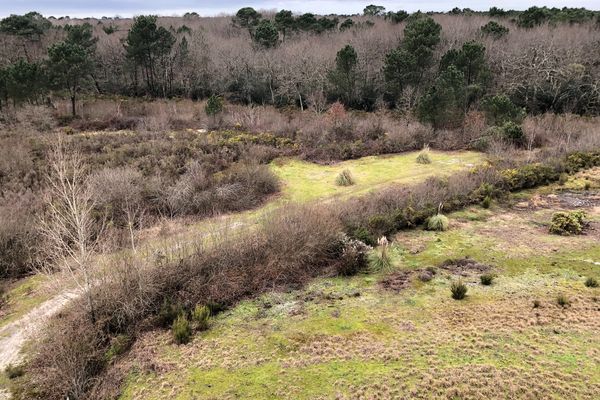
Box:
2;1;599;18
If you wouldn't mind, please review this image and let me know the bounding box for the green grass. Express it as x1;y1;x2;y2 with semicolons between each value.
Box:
0;275;49;330
270;151;482;203
119;177;600;399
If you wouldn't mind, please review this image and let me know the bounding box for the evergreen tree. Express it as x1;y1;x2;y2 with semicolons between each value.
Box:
254;20;279;48
48;42;92;116
417;66;466;128
125;15;175;95
328;45;358;106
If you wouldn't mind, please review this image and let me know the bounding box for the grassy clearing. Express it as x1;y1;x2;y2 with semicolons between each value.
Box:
270;151;482;203
119;172;600;400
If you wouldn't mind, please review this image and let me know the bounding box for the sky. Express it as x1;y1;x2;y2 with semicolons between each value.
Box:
2;1;599;18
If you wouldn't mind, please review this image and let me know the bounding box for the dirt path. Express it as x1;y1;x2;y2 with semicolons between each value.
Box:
0;291;78;371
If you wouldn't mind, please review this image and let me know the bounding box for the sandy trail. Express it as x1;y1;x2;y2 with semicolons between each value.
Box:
0;291;78;370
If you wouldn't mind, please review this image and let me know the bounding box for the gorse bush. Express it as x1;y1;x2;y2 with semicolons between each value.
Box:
426;214;449;231
450;280;468;300
172;313;192;344
549;211;587;235
335;169;355;186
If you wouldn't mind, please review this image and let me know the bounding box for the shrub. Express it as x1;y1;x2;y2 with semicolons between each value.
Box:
158;299;183;327
205;95;224;117
5;364;24;379
481;195;492;209
416;151;432;164
450;280;468;300
585;277;599;288
172;313;192;344
104;334;132;363
426;214;449;231
481;21;509;38
549;211;587;235
336;169;355;186
337;235;371;276
480;273;494;285
500;121;525;146
192;304;211;330
558;173;568;185
481;94;524;125
556;294;570;307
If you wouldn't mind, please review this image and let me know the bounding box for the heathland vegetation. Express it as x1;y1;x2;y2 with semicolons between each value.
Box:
0;4;599;400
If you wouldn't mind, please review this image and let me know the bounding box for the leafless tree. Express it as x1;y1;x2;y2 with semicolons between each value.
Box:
39;136;102;323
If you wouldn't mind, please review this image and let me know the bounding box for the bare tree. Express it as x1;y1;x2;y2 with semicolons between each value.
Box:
39;136;102;323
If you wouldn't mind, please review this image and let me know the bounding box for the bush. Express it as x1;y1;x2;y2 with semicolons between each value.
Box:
558;173;569;185
549;211;587;235
172;313;192;344
104;334;133;363
480;273;494;285
481;195;492;209
500;121;525;146
337;235;371;276
158;299;183;327
336;169;355;186
426;214;449;231
585;277;599;288
480;21;509;38
556;294;570;307
416;151;432;164
192;304;211;331
450;280;468;300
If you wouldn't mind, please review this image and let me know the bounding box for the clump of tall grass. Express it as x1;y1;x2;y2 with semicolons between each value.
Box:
450;280;468;300
416;146;432;164
370;236;393;272
336;169;355;186
427;214;449;231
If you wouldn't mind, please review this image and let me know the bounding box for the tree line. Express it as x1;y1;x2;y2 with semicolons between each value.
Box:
0;7;599;123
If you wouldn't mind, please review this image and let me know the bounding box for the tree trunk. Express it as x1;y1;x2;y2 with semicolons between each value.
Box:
71;95;77;117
